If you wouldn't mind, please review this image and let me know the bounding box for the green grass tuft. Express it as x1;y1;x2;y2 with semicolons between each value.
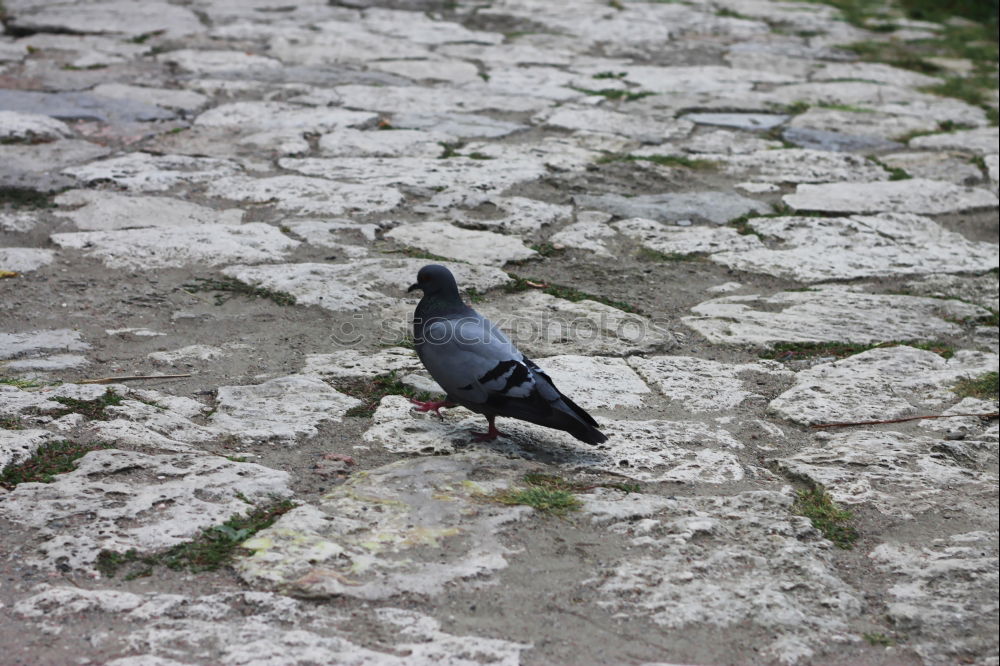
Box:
793;487;859;549
952;371;999;400
491;473;639;516
97;498;297;577
863;632;896;647
0;440;114;489
182;276;297;307
0;187;60;209
571;87;654;102
337;372;437;418
0;377;49;389
42;389;125;420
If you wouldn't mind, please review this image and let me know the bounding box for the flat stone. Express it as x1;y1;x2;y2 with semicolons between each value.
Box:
158;49;283;74
549;221;617;257
237;452;530;598
614;218;763;255
628;355;793;412
362;397;747;484
684;288;986;346
64;153;241;192
13;586;529;665
905;273;999;312
0;450;291;570
4;354;89;371
909;126;1000;155
7;1;204;38
787;107;939;141
222;259;509;313
0;90;173;124
210;375;361;444
391;112;527;138
195;102;377;132
768;345;999;425
533;355;651;409
670;129;782;154
682;112;788;130
91;84;208;113
576;193;771;225
593;490;862;664
0;429;59;472
302;347;422;380
869;533;1000;665
269;26;433;66
540;106;689;141
371;58;481;84
709;148;889;183
0;329;89;360
315;84;546;114
987;154;999;194
622;64;792;92
781;127;902;153
0;111;72;142
283;218;378;244
317;128;451;158
1;140;112;191
477;291;674;357
810;62;941;88
205;175;403;216
50;223;298;270
147;345;226;365
53;190;243;231
711;213;999;282
879;151;984;186
16;33;149;69
450;196;573;235
0;248;54;273
278;156;547;199
784;178;998;214
773;430;996;520
385;222;536;267
0;212;40;233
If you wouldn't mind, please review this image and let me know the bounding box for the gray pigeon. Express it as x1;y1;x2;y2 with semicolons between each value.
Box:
407;264;608;444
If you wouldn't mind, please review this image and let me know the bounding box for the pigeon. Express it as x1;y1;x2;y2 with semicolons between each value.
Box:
407;264;608;445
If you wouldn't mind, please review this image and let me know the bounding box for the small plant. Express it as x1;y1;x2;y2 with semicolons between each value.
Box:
0;186;59;208
182;276;296;307
439;141;465;158
0;377;48;389
338;372;437;418
0;441;114;489
529;242;563;258
793;487;858;549
40;389;125;420
953;372;999;400
593;71;627;80
97;498;296;577
490;473;638;516
863;632;895;647
571;87;653;102
867;156;911;181
0;415;25;429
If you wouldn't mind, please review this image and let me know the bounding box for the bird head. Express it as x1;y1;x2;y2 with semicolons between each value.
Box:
407;264;459;297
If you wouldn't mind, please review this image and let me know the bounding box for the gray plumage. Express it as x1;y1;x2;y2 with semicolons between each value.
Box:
407;264;607;445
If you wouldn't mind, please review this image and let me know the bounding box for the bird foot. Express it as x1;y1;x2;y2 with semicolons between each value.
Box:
471;424;504;442
410;398;456;417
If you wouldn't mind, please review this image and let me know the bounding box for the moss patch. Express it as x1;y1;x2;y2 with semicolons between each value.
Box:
490;473;639;516
96;498;297;578
337;372;437;418
793;487;859;549
182;276;297;307
0;187;59;209
33;389;125;421
952;371;999;400
571;87;653;102
0;440;114;490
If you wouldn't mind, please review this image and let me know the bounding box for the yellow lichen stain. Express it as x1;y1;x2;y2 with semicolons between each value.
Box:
241;536;273;551
402;526;461;547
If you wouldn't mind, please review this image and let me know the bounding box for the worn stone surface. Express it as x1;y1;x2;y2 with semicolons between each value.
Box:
784;178;999;214
614;217;763;256
576;192;771;225
53;190;243;230
385;222;537;266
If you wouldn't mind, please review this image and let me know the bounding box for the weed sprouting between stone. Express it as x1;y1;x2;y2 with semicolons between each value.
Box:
793;487;859;549
491;473;640;517
953;371;999;400
0;440;114;490
337;372;437;418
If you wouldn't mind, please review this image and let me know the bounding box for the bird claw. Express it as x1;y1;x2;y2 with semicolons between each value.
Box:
410;398;455;417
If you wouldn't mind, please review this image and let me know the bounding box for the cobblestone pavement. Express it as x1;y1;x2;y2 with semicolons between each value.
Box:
1;0;998;663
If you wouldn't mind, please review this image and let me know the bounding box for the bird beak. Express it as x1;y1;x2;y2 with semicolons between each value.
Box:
407;283;421;293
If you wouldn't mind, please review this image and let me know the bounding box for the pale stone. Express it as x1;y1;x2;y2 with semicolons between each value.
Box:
195;102;377;132
302;348;422;380
362;397;746;484
549;221;617;256
54;190;243;231
0;248;54;273
450;196;573;235
385;222;536;267
910;126;1000;155
784;178;998;214
4;354;88;371
0;212;40;233
869;533;1000;665
0;329;89;360
905;273;999;312
270;27;433;66
711;213;1000;282
210;375;361;444
222;259;509;313
682;112;788;130
622;65;794;92
17;33;149;69
879;152;984;186
577;193;770;225
810;62;941;88
0;450;291;570
534;355;651;409
788;107;939;141
773;430;997;520
0;111;72;142
477;291;674;357
593;490;862;664
147;345;226;365
370;58;481;83
0;429;59;472
158;49;283;74
91;84;208;113
205;175;403;216
614;217;763;256
684;288;986;346
8;1;204;38
63;153;241;192
317;128;451;158
709;148;889;183
50;223;298;270
316;83;546;114
391;112;526;138
237;453;530;598
673;129;782;154
540;106;684;140
735;182;780;193
768;346;999;425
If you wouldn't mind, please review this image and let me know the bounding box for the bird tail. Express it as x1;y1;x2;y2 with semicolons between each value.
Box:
554;393;608;445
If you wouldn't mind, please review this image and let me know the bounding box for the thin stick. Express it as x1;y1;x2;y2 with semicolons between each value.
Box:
811;412;998;429
78;374;192;385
